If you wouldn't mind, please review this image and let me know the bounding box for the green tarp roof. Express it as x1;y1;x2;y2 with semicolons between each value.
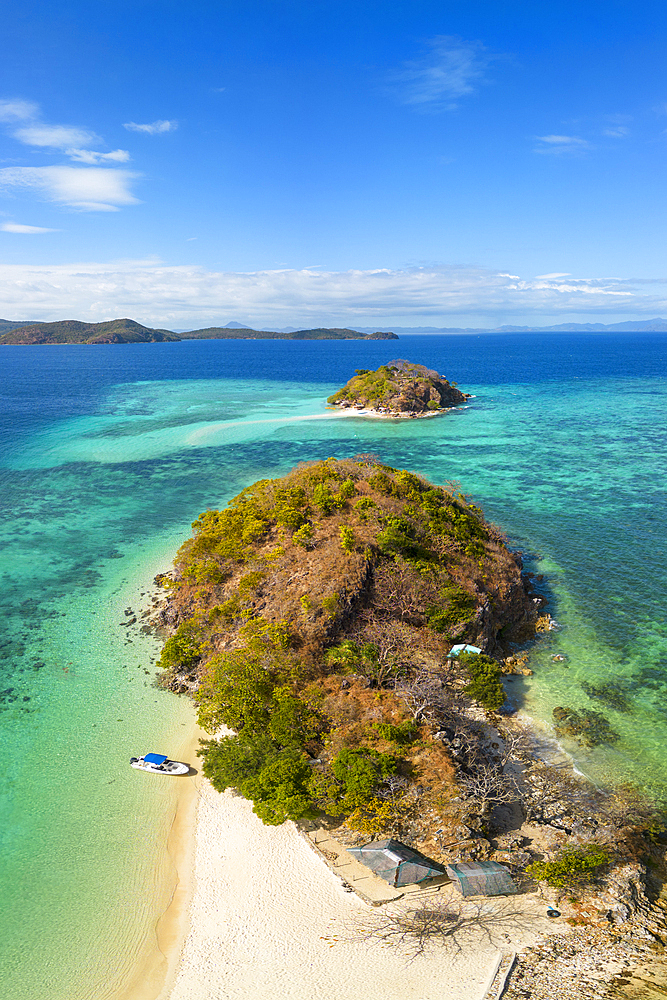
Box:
348;839;448;887
446;861;517;897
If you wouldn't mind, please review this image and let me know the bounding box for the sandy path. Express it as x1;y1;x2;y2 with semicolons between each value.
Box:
164;781;507;1000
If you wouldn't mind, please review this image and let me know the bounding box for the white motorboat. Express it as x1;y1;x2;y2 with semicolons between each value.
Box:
130;753;190;775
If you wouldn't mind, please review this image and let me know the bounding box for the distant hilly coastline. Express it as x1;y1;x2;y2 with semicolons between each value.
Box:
3;314;667;345
182;326;398;341
0;319;180;345
0;319;398;345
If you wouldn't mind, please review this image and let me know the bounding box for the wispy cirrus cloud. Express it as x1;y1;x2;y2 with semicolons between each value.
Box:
66;148;131;164
0;221;57;233
0;166;139;211
9;120;130;163
602;125;630;138
0;99;40;122
14;123;101;148
534;134;590;154
0;261;658;328
389;35;491;111
123;119;177;134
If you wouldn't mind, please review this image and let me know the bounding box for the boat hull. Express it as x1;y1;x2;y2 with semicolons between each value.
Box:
130;758;190;775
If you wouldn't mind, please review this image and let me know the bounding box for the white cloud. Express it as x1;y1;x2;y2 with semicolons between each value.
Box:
0;261;659;328
14;124;100;148
123;120;177;134
0;99;39;122
0;166;140;211
0;222;57;233
390;35;490;110
602;126;629;138
535;134;590;154
66;148;131;164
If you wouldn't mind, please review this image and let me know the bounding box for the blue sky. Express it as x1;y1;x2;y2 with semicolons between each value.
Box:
2;0;667;328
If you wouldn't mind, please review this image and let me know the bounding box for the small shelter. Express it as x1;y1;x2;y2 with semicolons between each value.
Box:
449;643;482;657
446;861;517;897
348;839;448;888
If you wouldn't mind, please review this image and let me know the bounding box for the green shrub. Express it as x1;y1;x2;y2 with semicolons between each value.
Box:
338;478;357;501
157;612;210;672
325;639;374;672
377;517;429;561
339;526;355;552
425;581;476;635
208;594;243;626
239;616;291;651
459;652;506;711
327;747;397;812
293;522;315;548
393;470;426;498
313;483;336;515
200;732;316;825
527;846;611;890
353;497;377;521
373;720;420;745
321;593;341;618
368;471;395;495
196;651;275;731
238;570;265;597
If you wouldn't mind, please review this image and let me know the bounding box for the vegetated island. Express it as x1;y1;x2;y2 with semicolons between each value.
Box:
0;318;180;345
0;318;398;345
149;457;667;994
327;359;470;417
183;326;398;341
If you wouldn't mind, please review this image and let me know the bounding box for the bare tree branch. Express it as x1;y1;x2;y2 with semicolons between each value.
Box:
354;899;533;959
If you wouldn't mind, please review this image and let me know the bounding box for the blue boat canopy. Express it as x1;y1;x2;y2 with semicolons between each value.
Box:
144;753;168;765
449;643;482;657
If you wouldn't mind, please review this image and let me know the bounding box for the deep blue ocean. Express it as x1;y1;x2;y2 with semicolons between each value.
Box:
0;333;666;998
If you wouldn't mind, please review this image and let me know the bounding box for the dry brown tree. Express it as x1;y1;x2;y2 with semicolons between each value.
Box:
354;898;531;959
395;668;452;723
369;559;435;625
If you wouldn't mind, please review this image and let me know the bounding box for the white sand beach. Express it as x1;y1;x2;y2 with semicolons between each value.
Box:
158;776;560;1000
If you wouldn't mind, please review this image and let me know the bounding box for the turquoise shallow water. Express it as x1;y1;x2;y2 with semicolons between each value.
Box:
0;335;666;996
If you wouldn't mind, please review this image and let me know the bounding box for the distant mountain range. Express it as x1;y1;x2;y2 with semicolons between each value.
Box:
0;319;398;345
354;318;667;334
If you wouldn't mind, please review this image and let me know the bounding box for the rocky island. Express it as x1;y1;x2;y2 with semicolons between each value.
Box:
149;457;667;998
327;359;470;416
